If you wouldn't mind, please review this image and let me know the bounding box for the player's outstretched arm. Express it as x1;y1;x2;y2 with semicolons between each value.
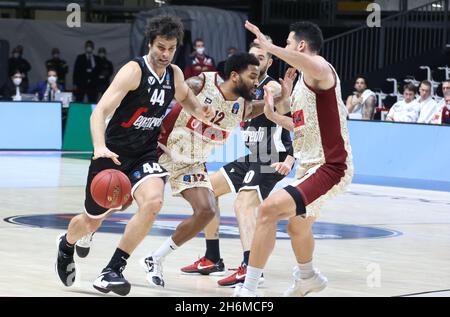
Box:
172;64;214;121
90;61;141;165
243;68;297;121
243;82;282;120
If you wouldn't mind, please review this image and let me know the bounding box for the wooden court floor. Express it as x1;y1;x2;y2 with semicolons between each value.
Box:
1;152;449;297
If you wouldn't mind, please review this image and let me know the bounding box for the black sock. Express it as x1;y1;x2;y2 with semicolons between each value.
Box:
243;250;250;266
60;234;74;256
106;248;130;272
204;239;220;263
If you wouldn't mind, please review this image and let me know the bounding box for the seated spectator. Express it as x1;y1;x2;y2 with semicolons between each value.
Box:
8;45;31;87
45;48;69;90
346;76;376;120
416;80;439;124
430;90;450;125
437;80;450;108
217;46;238;78
385;84;418;122
184;38;216;79
0;70;28;101
28;68;63;101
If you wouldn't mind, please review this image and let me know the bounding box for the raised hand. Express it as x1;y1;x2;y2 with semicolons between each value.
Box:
280;67;297;101
245;20;272;51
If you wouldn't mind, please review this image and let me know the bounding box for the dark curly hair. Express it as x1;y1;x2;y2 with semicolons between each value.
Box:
145;15;184;47
224;52;260;80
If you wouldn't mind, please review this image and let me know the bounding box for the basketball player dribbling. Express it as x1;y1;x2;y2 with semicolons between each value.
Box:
55;15;213;296
233;20;354;297
140;52;286;288
180;40;295;288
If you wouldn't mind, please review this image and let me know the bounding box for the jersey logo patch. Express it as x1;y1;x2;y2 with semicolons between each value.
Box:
205;97;212;104
255;88;263;99
182;174;206;182
165;73;171;85
231;102;240;115
121;107;148;128
132;170;142;180
148;77;155;86
186;116;229;141
292;109;305;128
120;106;163;130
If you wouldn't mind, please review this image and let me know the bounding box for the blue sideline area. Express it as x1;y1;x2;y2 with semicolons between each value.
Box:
1;100;449;192
347;120;450;191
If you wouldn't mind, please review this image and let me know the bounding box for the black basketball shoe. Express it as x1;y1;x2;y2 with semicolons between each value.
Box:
55;233;76;287
93;267;131;296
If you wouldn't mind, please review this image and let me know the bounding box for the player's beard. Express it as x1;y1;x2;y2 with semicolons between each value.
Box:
234;78;256;101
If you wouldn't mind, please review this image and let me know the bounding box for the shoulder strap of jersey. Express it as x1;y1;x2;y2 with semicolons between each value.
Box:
200;72;221;94
258;75;275;89
166;64;174;81
131;56;145;70
327;63;341;85
202;71;216;86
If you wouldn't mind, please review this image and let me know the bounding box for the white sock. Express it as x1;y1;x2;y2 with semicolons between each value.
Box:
243;266;263;293
298;260;314;279
151;236;178;261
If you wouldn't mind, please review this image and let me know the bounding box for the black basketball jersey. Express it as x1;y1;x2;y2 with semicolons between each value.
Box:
241;75;293;160
105;56;175;157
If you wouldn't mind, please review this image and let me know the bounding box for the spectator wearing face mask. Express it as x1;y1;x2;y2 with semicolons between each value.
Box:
217;46;238;78
184;38;216;79
96;47;114;96
8;45;31;87
1;70;28;101
415;80;439;124
73;40;100;103
45;48;69;89
28;68;62;101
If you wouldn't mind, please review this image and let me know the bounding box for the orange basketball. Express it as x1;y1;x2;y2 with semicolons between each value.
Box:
90;169;131;209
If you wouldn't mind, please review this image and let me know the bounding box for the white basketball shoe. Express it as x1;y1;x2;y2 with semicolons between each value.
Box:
283;266;328;297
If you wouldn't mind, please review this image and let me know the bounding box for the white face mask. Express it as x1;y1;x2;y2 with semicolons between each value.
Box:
13;52;20;58
86;47;93;54
13;78;22;86
196;47;205;55
48;76;57;84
